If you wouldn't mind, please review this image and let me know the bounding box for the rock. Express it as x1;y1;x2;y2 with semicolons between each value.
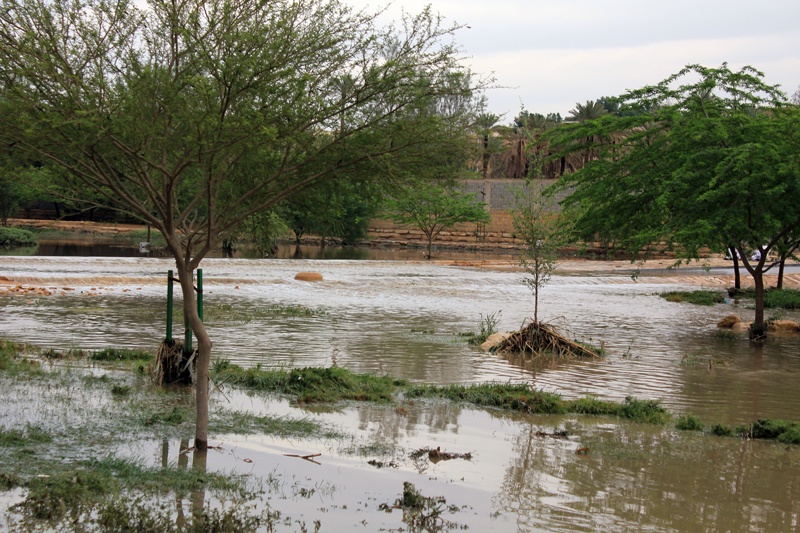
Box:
768;320;800;333
480;332;512;352
717;315;741;328
295;272;323;282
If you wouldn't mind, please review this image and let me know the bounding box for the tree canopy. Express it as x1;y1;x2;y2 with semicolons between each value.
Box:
547;64;800;337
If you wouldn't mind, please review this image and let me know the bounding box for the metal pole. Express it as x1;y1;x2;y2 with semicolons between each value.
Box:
184;270;193;353
197;269;203;321
166;270;173;342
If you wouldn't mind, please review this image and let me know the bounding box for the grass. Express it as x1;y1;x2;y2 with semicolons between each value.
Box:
212;360;406;403
405;385;671;424
0;424;53;447
90;348;154;362
659;290;726;306
733;288;800;309
0;339;42;374
675;414;704;431
463;311;501;346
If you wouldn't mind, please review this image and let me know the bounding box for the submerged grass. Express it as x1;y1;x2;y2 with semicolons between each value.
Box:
90;347;154;362
405;385;671;424
660;290;726;306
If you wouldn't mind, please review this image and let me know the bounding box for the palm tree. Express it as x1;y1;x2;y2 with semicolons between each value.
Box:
473;113;501;179
567;100;608;122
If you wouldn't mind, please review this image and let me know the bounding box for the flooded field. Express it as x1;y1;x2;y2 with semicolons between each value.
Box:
1;253;800;531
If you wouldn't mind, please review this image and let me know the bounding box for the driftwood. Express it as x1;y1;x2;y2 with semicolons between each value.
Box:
153;339;195;386
493;321;601;359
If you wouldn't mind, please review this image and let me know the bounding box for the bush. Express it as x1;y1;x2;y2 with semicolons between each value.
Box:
710;423;733;437
675;414;704;431
0;227;38;247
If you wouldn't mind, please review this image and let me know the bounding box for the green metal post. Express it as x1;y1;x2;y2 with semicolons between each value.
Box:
184;271;193;354
166;270;174;342
197;269;203;321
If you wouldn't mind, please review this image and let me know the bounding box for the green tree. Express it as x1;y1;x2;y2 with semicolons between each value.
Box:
385;182;490;258
0;0;480;449
513;186;560;324
567;100;608;122
549;64;800;338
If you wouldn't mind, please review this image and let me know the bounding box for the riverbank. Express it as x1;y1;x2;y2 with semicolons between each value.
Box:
6;218;800;288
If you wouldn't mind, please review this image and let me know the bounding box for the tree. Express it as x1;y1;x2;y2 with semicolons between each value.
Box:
567;100;608;122
0;0;480;449
513;186;560;323
385;182;490;258
548;64;800;338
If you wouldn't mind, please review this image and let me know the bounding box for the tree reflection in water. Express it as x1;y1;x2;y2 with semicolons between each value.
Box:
498;419;800;532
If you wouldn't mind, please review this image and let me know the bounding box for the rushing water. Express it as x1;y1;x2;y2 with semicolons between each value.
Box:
1;252;800;531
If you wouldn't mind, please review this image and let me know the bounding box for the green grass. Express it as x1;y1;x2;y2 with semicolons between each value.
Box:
0;425;53;447
675;414;704;431
405;385;671;424
212;361;406;403
733;288;800;309
659;290;726;306
0;339;41;374
745;419;800;444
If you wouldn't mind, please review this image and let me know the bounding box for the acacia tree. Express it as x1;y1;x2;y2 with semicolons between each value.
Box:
548;64;800;338
385;181;490;258
0;0;481;449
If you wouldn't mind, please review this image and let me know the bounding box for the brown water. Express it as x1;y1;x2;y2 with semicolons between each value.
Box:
1;254;799;531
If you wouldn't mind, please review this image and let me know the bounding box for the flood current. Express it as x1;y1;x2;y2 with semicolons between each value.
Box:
1;250;799;531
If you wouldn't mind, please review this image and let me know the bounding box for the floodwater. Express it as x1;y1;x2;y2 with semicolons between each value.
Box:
1;250;800;531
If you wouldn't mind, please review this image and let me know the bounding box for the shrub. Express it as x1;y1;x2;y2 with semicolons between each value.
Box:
0;227;38;247
675;414;704;431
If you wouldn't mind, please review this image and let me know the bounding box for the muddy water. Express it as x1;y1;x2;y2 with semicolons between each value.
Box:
2;255;799;423
1;255;800;531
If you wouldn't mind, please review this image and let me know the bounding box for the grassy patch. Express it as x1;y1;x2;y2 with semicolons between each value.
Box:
0;425;53;447
406;385;671;424
212;361;405;403
0;227;38;247
745;419;800;444
0;339;41;374
734;288;800;309
660;290;725;306
675;414;704;431
11;455;249;522
210;410;333;438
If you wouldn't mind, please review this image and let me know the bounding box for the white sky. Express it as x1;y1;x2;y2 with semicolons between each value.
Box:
364;0;800;122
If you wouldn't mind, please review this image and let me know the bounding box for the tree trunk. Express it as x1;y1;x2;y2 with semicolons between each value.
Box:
778;255;786;289
751;271;766;339
426;237;433;259
730;245;741;290
178;267;212;451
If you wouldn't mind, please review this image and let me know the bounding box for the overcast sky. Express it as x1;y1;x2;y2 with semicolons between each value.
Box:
366;0;800;122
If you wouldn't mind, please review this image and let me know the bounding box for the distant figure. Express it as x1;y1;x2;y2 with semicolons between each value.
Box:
751;249;761;262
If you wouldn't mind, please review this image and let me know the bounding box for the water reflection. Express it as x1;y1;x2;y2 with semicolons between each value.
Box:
499;418;800;532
